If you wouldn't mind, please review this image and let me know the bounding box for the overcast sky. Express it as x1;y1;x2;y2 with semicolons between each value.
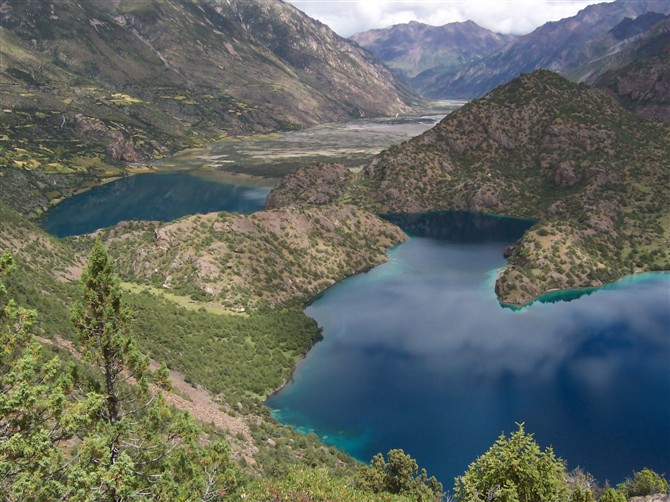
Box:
286;0;613;37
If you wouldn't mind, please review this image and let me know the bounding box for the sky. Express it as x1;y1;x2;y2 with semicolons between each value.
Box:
286;0;614;37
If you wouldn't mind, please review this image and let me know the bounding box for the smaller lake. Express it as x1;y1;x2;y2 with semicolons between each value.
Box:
41;173;271;237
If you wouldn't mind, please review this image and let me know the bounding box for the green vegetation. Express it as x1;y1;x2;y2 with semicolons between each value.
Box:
617;468;669;498
452;424;669;502
358;449;443;500
127;290;320;405
1;247;239;500
454;424;569;501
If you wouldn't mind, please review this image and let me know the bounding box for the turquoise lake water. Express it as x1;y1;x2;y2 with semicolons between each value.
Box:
40;174;670;489
41;173;270;237
267;212;670;489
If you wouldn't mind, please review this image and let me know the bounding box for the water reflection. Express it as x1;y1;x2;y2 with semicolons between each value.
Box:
41;173;271;237
268;212;670;487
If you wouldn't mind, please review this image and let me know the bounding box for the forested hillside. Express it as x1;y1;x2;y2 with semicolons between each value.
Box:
266;71;670;307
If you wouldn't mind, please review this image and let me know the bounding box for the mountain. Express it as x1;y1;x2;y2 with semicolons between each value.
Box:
594;16;670;124
412;0;670;99
563;12;669;83
350;20;515;80
0;0;414;214
268;70;670;307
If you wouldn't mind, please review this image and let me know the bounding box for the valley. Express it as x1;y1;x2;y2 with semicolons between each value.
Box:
1;0;669;500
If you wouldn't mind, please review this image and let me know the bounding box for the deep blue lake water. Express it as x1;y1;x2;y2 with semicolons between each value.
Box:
41;173;270;237
267;212;670;490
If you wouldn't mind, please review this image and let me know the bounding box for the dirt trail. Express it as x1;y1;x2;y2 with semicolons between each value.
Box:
38;336;258;465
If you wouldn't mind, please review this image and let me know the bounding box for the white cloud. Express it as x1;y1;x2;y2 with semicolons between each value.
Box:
286;0;614;37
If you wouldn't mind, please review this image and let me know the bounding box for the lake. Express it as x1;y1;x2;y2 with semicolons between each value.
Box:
39;115;669;490
41;112;453;237
267;211;670;489
41;172;271;237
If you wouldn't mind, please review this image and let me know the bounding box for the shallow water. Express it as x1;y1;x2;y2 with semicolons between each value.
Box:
267;212;670;488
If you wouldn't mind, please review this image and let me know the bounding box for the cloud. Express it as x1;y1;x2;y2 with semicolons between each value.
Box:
286;0;614;37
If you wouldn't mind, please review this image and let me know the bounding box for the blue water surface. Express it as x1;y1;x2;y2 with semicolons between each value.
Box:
267;212;670;489
41;173;270;237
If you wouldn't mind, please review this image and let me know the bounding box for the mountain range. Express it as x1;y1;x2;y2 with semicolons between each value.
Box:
351;0;670;101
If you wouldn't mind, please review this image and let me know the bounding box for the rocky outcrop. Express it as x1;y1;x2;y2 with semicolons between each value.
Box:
629;496;670;502
264;163;352;210
74;115;140;162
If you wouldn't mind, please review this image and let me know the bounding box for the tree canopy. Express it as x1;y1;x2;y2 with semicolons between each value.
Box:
454;423;569;502
358;448;444;500
0;245;238;500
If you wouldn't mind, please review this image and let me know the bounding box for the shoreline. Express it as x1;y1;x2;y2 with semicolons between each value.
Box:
499;269;670;311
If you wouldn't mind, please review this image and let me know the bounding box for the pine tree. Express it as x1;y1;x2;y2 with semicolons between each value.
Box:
454;423;569;502
69;239;238;500
0;253;103;500
70;237;149;467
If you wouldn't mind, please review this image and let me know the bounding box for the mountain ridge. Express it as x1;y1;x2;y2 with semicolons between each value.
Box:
267;70;670;307
410;0;670;99
350;19;515;80
593;16;670;124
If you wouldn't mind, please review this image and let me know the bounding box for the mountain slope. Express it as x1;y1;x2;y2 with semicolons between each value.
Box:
412;0;670;99
89;205;406;311
563;12;669;83
268;71;670;306
594;17;670;124
350;20;515;79
0;0;414;214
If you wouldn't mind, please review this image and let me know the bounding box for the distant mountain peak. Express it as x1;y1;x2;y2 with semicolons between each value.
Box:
350;19;515;79
411;0;670;99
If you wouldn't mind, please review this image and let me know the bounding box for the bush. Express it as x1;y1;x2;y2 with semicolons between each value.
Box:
598;488;625;502
617;468;669;497
358;449;443;501
454;423;569;502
